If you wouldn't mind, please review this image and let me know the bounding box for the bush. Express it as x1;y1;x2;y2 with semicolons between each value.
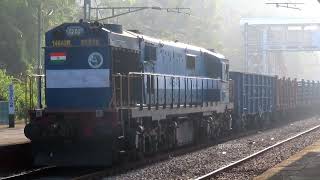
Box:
0;69;29;120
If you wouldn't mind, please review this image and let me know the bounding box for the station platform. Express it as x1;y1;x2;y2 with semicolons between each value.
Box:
255;140;320;180
0;124;29;146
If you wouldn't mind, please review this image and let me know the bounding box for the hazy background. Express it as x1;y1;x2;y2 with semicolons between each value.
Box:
1;0;320;79
90;0;320;79
217;0;320;80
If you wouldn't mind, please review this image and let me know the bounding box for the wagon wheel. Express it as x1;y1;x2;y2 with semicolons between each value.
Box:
254;115;264;129
241;113;247;131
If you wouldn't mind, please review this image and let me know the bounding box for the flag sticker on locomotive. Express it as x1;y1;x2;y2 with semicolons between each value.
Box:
50;52;66;62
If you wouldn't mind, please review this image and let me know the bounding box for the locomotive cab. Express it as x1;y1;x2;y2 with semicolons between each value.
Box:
25;22;127;166
45;23;111;109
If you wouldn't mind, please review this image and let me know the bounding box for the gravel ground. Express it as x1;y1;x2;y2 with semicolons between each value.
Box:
214;128;320;180
109;117;320;180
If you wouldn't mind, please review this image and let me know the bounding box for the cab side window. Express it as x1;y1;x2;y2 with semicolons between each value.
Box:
145;45;157;62
186;55;196;70
222;63;229;81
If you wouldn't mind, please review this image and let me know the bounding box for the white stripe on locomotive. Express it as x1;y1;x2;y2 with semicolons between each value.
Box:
46;69;110;88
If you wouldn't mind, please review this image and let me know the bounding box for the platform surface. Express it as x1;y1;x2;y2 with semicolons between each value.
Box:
255;140;320;180
0;124;29;146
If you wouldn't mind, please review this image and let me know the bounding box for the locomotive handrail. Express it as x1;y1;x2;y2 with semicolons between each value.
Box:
127;72;222;81
43;45;109;48
26;74;45;114
27;74;45;77
112;72;226;110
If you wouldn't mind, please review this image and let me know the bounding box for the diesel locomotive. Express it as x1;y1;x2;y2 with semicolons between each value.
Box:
25;21;233;166
24;21;320;166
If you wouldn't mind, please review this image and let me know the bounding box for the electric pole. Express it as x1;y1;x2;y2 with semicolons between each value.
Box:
37;2;42;109
265;2;304;10
83;0;190;22
93;6;190;21
84;0;91;21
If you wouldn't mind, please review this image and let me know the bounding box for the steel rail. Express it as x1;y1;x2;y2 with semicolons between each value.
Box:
4;124;316;179
195;124;320;180
1;166;56;180
0;126;257;180
60;130;261;180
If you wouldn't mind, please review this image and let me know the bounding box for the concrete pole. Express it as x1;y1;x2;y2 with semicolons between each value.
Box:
84;0;91;21
244;23;249;73
262;27;268;75
8;83;15;128
37;2;42;109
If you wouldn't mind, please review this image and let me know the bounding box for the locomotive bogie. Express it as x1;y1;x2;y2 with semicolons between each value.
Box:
124;111;232;157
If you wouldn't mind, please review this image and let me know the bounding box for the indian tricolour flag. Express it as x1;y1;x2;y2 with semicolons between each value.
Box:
50;52;66;62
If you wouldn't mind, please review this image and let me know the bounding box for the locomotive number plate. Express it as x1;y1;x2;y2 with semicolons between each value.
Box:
81;39;100;46
52;40;71;47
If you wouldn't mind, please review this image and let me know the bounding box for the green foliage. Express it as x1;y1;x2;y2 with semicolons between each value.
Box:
0;0;80;75
0;0;226;120
0;0;79;119
0;69;28;120
40;0;80;31
0;0;222;75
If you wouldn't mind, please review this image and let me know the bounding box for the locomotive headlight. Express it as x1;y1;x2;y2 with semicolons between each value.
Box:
66;26;84;37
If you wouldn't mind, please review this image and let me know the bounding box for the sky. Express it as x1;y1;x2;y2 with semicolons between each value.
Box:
219;0;320;18
75;0;320;79
264;0;320;17
76;0;320;18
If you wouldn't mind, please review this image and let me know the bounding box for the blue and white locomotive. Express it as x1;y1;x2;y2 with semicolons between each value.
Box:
24;21;233;166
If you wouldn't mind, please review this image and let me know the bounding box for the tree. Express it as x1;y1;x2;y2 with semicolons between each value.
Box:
0;0;80;75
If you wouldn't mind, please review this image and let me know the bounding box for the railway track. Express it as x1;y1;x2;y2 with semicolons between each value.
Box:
3;120;319;180
195;124;320;180
1;166;105;180
0;130;257;180
1;166;55;180
72;129;274;180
